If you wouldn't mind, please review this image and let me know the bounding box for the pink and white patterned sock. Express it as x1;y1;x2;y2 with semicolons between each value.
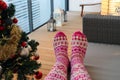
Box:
45;32;69;80
70;31;92;80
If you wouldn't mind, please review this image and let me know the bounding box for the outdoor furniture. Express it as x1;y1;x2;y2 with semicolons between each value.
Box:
80;0;101;17
83;14;120;45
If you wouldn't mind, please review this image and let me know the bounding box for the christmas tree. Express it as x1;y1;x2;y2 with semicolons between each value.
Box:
0;0;42;80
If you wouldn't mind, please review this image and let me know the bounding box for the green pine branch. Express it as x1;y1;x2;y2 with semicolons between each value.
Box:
28;40;39;52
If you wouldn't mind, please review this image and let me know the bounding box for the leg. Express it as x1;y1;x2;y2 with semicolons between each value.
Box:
45;32;69;80
70;31;92;80
81;5;84;17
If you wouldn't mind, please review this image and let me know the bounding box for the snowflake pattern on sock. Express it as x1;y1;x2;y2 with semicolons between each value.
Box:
71;31;92;80
45;32;69;80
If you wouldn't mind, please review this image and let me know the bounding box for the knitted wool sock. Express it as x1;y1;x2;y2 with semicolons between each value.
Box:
45;32;69;80
70;31;92;80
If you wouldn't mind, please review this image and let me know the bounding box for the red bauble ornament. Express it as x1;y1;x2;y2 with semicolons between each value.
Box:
35;71;42;79
0;0;7;10
10;54;16;59
13;18;18;23
21;42;27;47
2;3;7;10
0;26;4;31
34;56;39;60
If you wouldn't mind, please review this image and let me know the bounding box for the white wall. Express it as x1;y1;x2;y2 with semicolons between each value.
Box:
69;0;101;12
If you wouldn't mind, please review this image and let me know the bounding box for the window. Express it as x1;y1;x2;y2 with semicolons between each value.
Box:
31;0;41;29
5;0;30;33
5;0;51;33
54;0;65;10
38;0;51;28
4;0;67;33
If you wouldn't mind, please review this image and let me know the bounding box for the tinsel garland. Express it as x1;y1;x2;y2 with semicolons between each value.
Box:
0;24;21;60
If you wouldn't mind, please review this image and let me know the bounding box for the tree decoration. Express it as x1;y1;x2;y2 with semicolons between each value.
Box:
34;71;43;79
21;41;27;47
0;0;7;10
33;55;40;60
12;17;18;23
0;0;42;80
0;25;4;31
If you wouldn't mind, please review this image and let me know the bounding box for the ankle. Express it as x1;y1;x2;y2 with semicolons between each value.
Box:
56;55;69;66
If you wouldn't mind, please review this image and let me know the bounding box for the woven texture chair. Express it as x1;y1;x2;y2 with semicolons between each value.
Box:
83;14;120;45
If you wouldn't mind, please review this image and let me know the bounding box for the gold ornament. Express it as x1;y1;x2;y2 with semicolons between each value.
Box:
0;24;21;60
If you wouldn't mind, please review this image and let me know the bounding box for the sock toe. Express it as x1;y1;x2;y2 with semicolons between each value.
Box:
53;31;69;64
55;31;66;38
71;31;88;59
